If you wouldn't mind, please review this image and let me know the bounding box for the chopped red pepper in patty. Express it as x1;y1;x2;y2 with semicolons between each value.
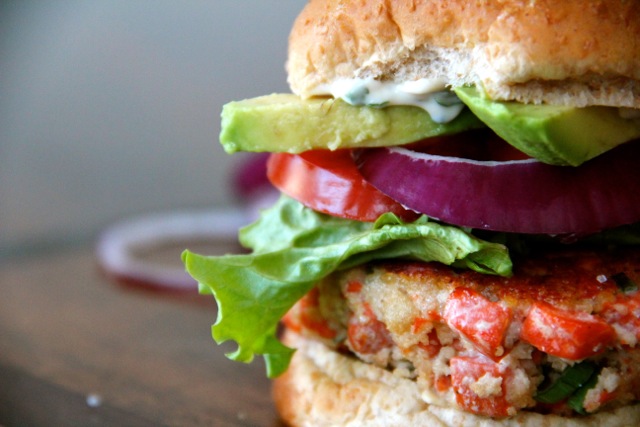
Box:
444;287;513;359
521;302;615;360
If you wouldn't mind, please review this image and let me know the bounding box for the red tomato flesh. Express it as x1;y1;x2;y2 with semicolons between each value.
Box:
444;287;513;359
520;302;615;360
267;150;418;222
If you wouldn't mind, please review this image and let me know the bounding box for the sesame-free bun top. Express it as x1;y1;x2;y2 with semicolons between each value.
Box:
287;0;640;108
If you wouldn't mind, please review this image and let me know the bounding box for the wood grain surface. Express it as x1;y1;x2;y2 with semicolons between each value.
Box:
0;247;287;427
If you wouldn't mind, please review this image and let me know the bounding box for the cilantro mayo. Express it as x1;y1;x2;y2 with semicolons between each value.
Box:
312;77;464;123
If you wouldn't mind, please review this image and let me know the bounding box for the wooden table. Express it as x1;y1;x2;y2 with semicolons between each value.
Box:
0;244;286;426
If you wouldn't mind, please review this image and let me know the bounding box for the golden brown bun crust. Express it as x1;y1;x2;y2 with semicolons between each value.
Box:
273;330;640;427
287;0;640;108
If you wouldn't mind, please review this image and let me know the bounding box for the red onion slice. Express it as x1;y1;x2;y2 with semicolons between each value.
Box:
355;142;640;234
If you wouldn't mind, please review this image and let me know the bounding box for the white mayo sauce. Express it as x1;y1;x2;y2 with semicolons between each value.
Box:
314;78;640;122
312;77;465;124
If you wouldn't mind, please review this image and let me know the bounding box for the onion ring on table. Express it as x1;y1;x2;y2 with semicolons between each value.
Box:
96;209;248;291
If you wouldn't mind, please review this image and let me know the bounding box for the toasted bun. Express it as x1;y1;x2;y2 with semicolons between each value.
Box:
273;330;640;427
287;0;640;108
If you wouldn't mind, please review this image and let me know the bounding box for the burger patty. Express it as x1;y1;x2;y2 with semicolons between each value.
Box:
283;248;640;418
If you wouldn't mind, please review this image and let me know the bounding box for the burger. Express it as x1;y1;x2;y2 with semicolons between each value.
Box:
183;1;640;425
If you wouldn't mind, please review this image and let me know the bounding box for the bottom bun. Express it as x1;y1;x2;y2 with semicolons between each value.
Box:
273;330;640;427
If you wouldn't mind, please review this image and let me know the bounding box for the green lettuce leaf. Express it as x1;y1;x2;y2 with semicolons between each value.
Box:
182;196;512;378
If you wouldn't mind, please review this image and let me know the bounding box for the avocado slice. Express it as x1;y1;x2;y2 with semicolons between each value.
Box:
454;86;640;166
220;93;484;154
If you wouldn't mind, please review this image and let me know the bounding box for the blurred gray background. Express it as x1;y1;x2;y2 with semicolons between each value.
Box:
0;1;305;255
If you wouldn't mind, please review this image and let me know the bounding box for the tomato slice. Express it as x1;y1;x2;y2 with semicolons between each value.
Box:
444;287;513;359
267;150;418;222
520;302;615;360
450;355;514;418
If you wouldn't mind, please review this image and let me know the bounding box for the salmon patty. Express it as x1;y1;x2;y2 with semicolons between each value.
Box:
283;248;640;418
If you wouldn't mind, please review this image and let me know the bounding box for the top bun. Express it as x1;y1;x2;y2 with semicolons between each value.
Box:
287;0;640;108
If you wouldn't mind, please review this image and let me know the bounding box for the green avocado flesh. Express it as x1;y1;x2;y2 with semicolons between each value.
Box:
219;93;484;154
454;86;640;166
